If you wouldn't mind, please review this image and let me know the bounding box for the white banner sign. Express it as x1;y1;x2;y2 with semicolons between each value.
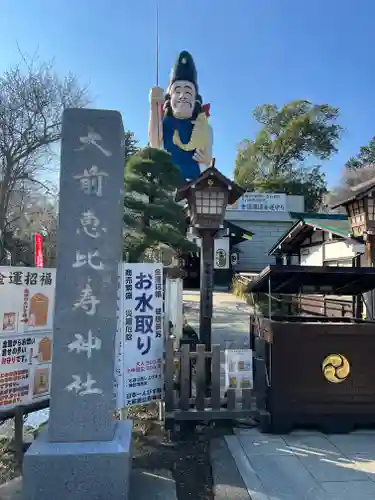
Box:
0;267;55;411
120;263;164;408
233;193;287;212
114;265;123;408
214;238;230;269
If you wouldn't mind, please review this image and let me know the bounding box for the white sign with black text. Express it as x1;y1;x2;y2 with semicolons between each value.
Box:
120;263;164;408
214;238;230;269
235;193;287;212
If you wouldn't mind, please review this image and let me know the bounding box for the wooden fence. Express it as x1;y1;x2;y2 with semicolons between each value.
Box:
164;338;254;425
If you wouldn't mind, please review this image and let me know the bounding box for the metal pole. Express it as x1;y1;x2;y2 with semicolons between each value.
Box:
155;1;159;87
353;253;362;319
268;277;272;319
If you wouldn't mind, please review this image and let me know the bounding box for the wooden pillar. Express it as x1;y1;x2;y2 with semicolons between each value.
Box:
363;234;375;319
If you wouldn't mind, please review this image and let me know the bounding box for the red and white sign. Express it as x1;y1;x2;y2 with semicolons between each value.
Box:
34;234;44;268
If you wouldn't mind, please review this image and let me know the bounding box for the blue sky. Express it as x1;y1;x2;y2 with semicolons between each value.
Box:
1;0;375;188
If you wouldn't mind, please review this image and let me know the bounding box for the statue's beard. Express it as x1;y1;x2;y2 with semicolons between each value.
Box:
171;100;194;119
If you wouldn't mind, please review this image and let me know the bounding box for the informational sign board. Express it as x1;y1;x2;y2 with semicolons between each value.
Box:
0;262;165;414
120;263;164;408
114;265;124;409
0;267;55;410
0;267;55;336
224;349;253;396
230;192;287;212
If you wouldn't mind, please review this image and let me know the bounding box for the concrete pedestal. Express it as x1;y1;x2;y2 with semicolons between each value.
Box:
22;420;133;500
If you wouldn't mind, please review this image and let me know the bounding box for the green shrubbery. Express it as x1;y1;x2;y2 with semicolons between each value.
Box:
231;275;248;300
231;275;277;316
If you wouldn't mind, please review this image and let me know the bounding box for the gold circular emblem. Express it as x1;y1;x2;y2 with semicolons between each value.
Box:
207;179;214;186
322;354;350;383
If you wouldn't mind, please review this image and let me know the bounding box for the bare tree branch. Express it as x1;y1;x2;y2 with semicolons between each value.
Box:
0;50;89;259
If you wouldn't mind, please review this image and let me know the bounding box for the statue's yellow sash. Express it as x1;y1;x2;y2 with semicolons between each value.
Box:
172;112;210;152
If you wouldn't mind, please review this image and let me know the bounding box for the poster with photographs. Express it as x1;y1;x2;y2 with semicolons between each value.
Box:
0;267;55;335
0;332;52;410
224;349;253;397
0;267;55;411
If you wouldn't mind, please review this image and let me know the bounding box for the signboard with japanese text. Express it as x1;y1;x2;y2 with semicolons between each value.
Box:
0;260;164;414
47;108;126;443
0;267;55;335
114;265;124;409
121;263;164;408
0;267;55;411
229;192;287;212
0;333;52;410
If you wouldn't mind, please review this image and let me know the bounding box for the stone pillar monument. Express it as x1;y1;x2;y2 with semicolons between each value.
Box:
22;108;132;500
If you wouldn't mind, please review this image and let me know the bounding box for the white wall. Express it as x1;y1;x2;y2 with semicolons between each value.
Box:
299;237;364;266
300;245;323;266
287;195;305;213
323;240;363;261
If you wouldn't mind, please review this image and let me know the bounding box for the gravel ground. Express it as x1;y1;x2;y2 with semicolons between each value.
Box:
129;404;220;500
0;404;232;500
0;439;19;486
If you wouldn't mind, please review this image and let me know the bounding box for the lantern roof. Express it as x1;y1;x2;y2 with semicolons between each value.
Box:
175;164;244;206
331;176;375;209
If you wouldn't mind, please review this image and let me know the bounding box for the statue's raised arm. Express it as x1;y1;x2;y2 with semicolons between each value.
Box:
148;50;213;182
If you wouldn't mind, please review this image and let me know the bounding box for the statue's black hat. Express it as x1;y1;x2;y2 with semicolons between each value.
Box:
168;51;198;92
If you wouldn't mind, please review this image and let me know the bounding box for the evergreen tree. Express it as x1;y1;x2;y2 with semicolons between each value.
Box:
123;147;196;262
124;130;139;164
234;101;342;211
345;137;375;170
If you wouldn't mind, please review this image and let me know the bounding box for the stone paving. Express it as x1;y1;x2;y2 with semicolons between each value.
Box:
183;290;251;397
221;427;375;500
192;291;375;499
183;290;251;349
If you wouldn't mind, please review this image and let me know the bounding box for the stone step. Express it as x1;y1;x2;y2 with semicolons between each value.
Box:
0;469;177;500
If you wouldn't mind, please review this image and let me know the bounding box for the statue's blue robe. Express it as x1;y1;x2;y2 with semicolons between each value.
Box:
163;115;201;181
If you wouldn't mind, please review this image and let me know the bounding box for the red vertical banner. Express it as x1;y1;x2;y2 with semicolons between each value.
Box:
34;233;44;268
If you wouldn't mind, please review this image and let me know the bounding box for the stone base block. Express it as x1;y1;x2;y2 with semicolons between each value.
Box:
22;420;133;500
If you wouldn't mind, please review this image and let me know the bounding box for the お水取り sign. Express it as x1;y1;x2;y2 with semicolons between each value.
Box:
119;263;164;408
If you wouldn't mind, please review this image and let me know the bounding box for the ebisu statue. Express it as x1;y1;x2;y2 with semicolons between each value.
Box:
148;50;213;182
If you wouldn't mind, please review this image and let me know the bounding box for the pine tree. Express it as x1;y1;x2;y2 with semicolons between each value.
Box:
124;130;139;164
123;147;196;262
